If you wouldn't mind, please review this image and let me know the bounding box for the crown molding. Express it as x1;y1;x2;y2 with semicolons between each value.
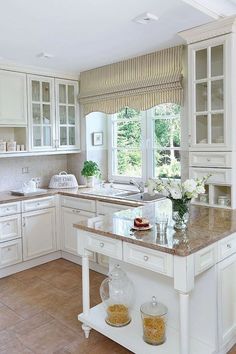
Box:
181;0;221;20
0;60;79;80
178;15;236;44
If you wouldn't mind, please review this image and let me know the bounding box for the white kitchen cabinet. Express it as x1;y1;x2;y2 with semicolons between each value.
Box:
0;70;27;126
61;206;95;261
0;239;22;268
0;214;21;242
22;208;56;260
217;251;236;349
96;201;131;215
28;75;55;151
55;79;79;150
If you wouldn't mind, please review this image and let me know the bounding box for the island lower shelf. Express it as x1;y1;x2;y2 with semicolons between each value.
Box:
78;303;214;354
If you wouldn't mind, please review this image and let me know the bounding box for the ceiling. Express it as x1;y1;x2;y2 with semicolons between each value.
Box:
0;0;235;74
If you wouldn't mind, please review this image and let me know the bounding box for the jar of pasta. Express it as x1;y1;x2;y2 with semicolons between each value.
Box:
100;264;134;327
140;296;168;345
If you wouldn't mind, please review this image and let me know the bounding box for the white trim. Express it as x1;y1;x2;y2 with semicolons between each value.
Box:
0;62;79;80
181;0;221;20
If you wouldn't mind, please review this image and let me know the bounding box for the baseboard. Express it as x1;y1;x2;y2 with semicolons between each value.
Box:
0;251;62;278
61;251;108;275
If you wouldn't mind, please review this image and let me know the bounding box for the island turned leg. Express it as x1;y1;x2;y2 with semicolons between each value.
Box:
81;253;91;338
179;292;190;354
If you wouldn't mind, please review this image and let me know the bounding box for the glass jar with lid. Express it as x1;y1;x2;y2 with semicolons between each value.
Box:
140;296;168;345
99;264;134;327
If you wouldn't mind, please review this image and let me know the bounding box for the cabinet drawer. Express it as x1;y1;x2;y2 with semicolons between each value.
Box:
195;244;217;275
189;167;232;184
81;232;122;260
0;239;22;268
97;201;130;215
190;152;232;168
0;215;21;242
22;196;55;212
61;196;96;213
218;234;236;262
123;243;173;276
0;202;21;216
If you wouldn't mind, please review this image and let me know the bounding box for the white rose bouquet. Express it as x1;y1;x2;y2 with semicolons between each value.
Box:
148;175;210;229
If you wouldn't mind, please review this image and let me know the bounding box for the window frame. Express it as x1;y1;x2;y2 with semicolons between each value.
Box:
108;105;181;183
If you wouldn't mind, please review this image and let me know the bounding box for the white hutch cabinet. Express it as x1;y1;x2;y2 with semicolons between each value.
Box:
179;16;236;209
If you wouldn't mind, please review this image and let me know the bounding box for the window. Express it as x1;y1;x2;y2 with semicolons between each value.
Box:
108;104;181;181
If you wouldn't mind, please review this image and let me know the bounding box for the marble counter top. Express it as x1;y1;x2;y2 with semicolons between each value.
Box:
0;187;142;207
74;199;236;256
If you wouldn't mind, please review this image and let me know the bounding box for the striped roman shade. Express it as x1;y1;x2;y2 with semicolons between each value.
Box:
79;45;184;115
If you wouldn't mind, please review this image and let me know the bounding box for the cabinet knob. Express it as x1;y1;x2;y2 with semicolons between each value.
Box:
207;158;211;162
227;243;232;249
7;247;11;251
99;242;104;248
143;255;149;262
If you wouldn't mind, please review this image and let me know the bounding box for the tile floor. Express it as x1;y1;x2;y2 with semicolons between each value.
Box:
0;259;234;354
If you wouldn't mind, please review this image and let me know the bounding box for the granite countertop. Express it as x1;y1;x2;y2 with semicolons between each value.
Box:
0;186;142;207
73;199;236;257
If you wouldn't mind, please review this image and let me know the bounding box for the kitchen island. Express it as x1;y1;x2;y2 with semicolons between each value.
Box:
74;199;236;354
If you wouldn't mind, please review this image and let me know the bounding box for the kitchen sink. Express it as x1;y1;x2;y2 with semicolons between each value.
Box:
80;188;136;198
119;192;166;203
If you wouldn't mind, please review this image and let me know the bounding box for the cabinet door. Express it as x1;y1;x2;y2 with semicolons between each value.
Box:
28;75;55;151
190;36;228;149
0;214;21;242
217;252;236;349
22;208;56;260
0;70;27;126
55;79;79;150
61;207;95;259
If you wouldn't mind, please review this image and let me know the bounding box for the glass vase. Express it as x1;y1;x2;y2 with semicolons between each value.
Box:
172;200;190;230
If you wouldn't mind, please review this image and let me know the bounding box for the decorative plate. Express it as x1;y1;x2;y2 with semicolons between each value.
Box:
131;224;153;231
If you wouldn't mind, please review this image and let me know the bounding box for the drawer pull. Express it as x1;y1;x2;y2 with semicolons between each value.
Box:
143;255;149;262
207;158;211;162
227;243;232;249
6;208;9;211
100;242;104;248
7;247;11;251
37;202;40;206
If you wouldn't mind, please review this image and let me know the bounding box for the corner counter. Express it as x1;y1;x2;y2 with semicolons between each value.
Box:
74;200;236;354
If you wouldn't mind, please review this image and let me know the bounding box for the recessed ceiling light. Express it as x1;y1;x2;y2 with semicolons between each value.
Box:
37;52;54;59
133;12;159;25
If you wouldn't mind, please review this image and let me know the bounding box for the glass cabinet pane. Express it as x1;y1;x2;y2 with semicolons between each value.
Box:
32;81;40;101
60;127;67;145
43;126;51;146
196;115;208;144
42;104;50;124
68;85;75;104
59;84;66;104
211;80;223;110
42;82;50;102
211;113;224;144
33;127;41;146
68;106;75;124
32;104;41;124
195;49;207;80
59;106;67;124
196;82;207;112
69;127;75;145
211;45;223;77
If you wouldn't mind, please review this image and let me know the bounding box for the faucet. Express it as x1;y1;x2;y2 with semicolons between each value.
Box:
130;179;145;193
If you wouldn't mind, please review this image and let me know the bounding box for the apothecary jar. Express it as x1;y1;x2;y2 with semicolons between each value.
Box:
99;264;134;327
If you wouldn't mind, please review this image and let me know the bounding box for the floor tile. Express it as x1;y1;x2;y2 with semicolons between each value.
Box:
0;306;22;331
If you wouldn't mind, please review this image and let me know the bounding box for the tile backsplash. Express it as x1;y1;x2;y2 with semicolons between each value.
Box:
0;155;68;191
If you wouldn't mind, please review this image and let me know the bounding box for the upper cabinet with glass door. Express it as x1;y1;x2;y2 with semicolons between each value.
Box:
28;75;55;151
189;36;229;150
55;79;79;150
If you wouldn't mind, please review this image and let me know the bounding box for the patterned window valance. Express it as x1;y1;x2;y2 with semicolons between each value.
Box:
79;45;184;115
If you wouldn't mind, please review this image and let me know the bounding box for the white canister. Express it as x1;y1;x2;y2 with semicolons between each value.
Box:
218;196;230;207
20;144;25;151
199;193;208;203
0;140;6;152
7;140;16;152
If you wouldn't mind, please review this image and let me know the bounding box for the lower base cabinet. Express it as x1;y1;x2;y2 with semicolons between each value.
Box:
217;252;236;349
61;206;96;261
0;239;22;268
22;208;56;260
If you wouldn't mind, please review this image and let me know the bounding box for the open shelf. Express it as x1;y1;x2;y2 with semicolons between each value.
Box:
78;303;214;354
0;127;27;152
